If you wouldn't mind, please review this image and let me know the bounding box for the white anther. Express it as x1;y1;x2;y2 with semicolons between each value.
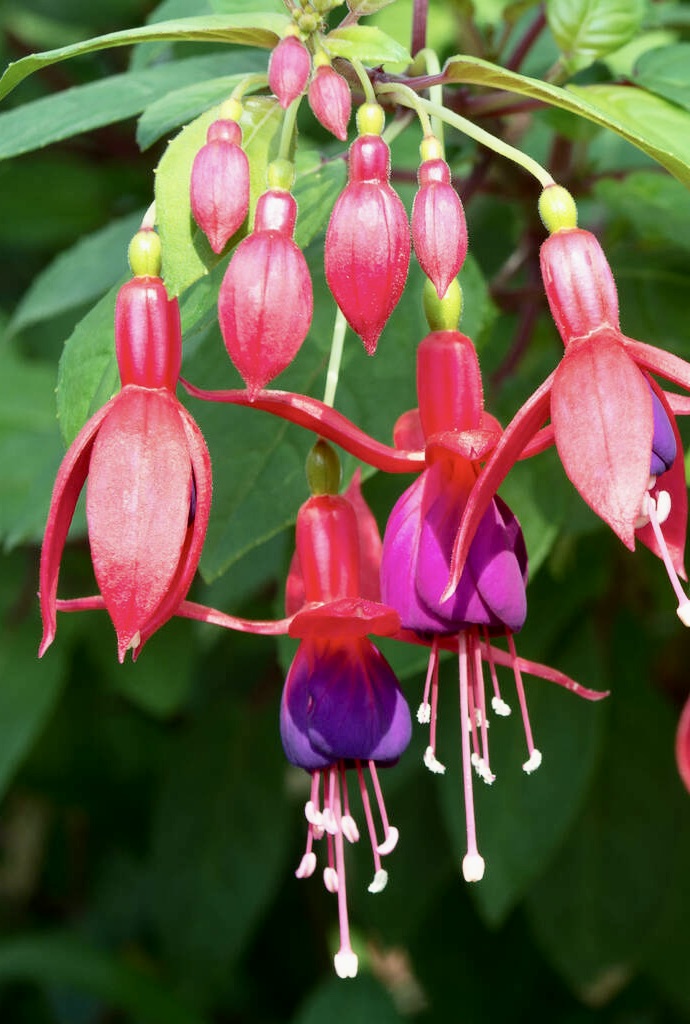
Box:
323;866;339;893
304;801;323;828
648;475;657;491
462;853;485;882
340;814;360;844
474;708;488;727
417;702;431;724
376;826;399;856
656;490;671;525
368;869;389;894
423;745;446;774
127;631;141;652
471;754;495;785
295;852;316;879
321;807;338;835
334;949;359;979
491;696;511;716
522;748;543;774
677;600;690;627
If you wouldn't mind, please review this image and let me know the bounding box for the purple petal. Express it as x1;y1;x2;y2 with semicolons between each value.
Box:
650;384;676;476
305;638;412;764
280;643;332;771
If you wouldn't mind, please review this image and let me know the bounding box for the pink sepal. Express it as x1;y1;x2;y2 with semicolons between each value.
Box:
343;469;383;602
289;597;400;640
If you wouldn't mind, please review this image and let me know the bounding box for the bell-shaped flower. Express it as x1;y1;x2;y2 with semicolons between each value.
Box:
268;34;311;109
217;182;313;397
380;327;606;881
39;230;212;662
281;479;410;979
411;138;468;299
445;186;690;625
308;62;351;141
325;104;410;353
190;115;249;254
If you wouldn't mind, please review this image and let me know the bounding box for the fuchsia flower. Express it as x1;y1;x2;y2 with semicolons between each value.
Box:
308;63;351;141
325;105;410;353
281;475;410;979
445;187;690;622
39;232;212;662
379;327;606;879
411;139;468;299
217;184;313;397
268;35;311;109
190;115;249;254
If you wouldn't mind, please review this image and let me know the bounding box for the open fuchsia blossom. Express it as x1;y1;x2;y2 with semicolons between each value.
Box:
280;443;411;978
445;185;690;625
217;161;313;397
324;102;411;353
190;105;250;254
39;228;212;662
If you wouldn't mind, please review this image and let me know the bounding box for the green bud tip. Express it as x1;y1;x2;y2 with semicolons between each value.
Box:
423;276;463;332
313;50;331;70
267;158;295;192
538;184;578;234
128;229;162;278
420;135;443;163
306;439;341;495
356;102;385;137
219;97;243;123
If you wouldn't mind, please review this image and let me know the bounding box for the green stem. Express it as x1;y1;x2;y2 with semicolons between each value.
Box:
230;73;268;102
378;84;555;188
278;96;301;161
350;57;377;105
414;48;444;147
323;307;348;407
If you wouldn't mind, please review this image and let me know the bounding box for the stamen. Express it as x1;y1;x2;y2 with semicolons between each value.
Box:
323;866;339;893
368;868;389;894
355;761;384;876
332;781;358;979
483;629;511;715
295;852;316;878
334;948;358;979
458;633;483;880
647;493;690;625
369;761;399;855
423;745;446;774
417;702;431;724
506;633;540;770
377;826;399;856
339;764;360;842
472;634;493;779
305;801;323;828
322;769;339;834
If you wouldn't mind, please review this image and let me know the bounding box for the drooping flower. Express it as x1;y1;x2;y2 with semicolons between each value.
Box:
444;185;690;623
190;109;250;254
324;103;410;353
39;229;212;662
308;60;351;141
217;166;313;397
281;447;411;978
411;137;468;299
380;320;606;880
268;34;311;109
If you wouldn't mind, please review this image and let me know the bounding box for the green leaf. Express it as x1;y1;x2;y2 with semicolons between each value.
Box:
0;54;248;161
136;73;249;150
292;155;347;250
547;0;646;73
324;25;412;66
10;212;142;335
0;553;66;799
0;13;290;102
594;171;690;254
345;0;399;15
56;283;121;446
436;621;606;926
0;346;67;548
442;55;690;187
155;95;284;296
292;974;403;1024
149;692;291;992
0;934;210;1024
525;617;685;996
633;42;690;111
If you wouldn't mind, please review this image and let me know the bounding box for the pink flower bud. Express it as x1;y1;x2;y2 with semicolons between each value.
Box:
218;189;313;396
190;119;250;254
540;228;620;344
268;36;311;109
325;134;410;353
115;276;182;391
308;65;351;141
412;158;468;298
